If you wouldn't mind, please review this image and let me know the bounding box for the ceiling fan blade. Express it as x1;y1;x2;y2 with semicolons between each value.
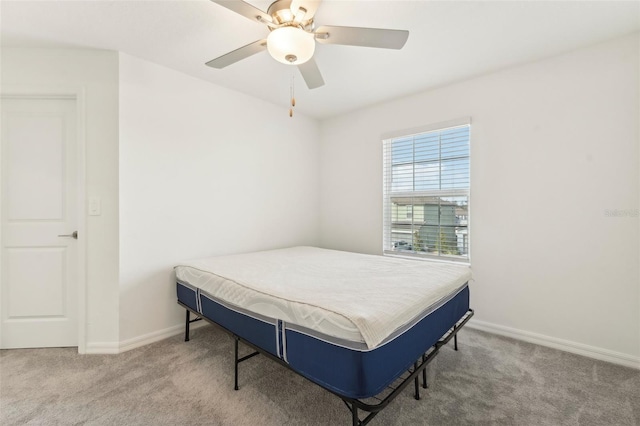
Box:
290;0;322;20
297;58;325;89
210;0;272;24
315;26;409;49
205;39;267;69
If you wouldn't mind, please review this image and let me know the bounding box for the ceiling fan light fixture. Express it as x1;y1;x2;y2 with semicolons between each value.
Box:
267;26;315;65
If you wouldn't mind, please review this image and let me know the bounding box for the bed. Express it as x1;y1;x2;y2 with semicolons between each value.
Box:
175;246;473;425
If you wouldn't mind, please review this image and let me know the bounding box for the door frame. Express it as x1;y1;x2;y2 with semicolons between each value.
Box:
0;87;87;353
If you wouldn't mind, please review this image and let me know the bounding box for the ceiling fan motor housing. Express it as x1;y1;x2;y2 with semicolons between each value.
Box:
267;0;314;30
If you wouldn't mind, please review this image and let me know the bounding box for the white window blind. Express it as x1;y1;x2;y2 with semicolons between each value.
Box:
383;121;470;262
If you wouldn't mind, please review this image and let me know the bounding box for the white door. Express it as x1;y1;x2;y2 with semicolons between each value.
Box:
1;97;78;348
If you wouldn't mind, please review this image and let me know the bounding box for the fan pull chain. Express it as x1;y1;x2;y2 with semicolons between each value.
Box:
289;73;296;118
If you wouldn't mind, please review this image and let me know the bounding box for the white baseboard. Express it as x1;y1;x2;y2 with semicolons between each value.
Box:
83;321;207;354
84;341;119;355
118;320;207;353
466;318;640;370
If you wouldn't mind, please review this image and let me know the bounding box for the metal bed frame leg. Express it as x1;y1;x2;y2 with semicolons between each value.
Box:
229;335;260;392
351;404;359;426
422;354;428;389
413;362;420;400
184;309;203;343
234;337;240;391
454;324;458;351
185;310;190;342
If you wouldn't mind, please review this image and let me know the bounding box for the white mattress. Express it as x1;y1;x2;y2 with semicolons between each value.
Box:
175;246;471;349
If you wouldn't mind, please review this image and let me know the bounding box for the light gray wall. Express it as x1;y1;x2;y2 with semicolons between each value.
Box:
318;34;640;366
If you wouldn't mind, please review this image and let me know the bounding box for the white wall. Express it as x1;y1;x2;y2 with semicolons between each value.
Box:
319;34;640;366
118;54;320;344
4;36;637;365
1;48;121;349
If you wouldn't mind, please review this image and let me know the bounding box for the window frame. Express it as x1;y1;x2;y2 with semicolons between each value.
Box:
382;118;471;263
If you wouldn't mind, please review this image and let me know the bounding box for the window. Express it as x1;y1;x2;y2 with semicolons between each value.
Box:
383;119;470;262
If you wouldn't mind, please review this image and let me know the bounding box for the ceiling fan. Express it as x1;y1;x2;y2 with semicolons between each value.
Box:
206;0;409;89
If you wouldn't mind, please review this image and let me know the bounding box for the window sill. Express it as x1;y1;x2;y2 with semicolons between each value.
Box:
383;250;470;266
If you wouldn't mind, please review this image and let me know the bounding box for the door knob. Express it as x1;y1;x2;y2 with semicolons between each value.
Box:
58;231;78;239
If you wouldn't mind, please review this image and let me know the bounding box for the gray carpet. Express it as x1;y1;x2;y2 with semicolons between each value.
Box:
1;325;638;425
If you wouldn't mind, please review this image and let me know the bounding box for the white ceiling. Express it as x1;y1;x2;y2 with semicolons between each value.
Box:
1;0;639;119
